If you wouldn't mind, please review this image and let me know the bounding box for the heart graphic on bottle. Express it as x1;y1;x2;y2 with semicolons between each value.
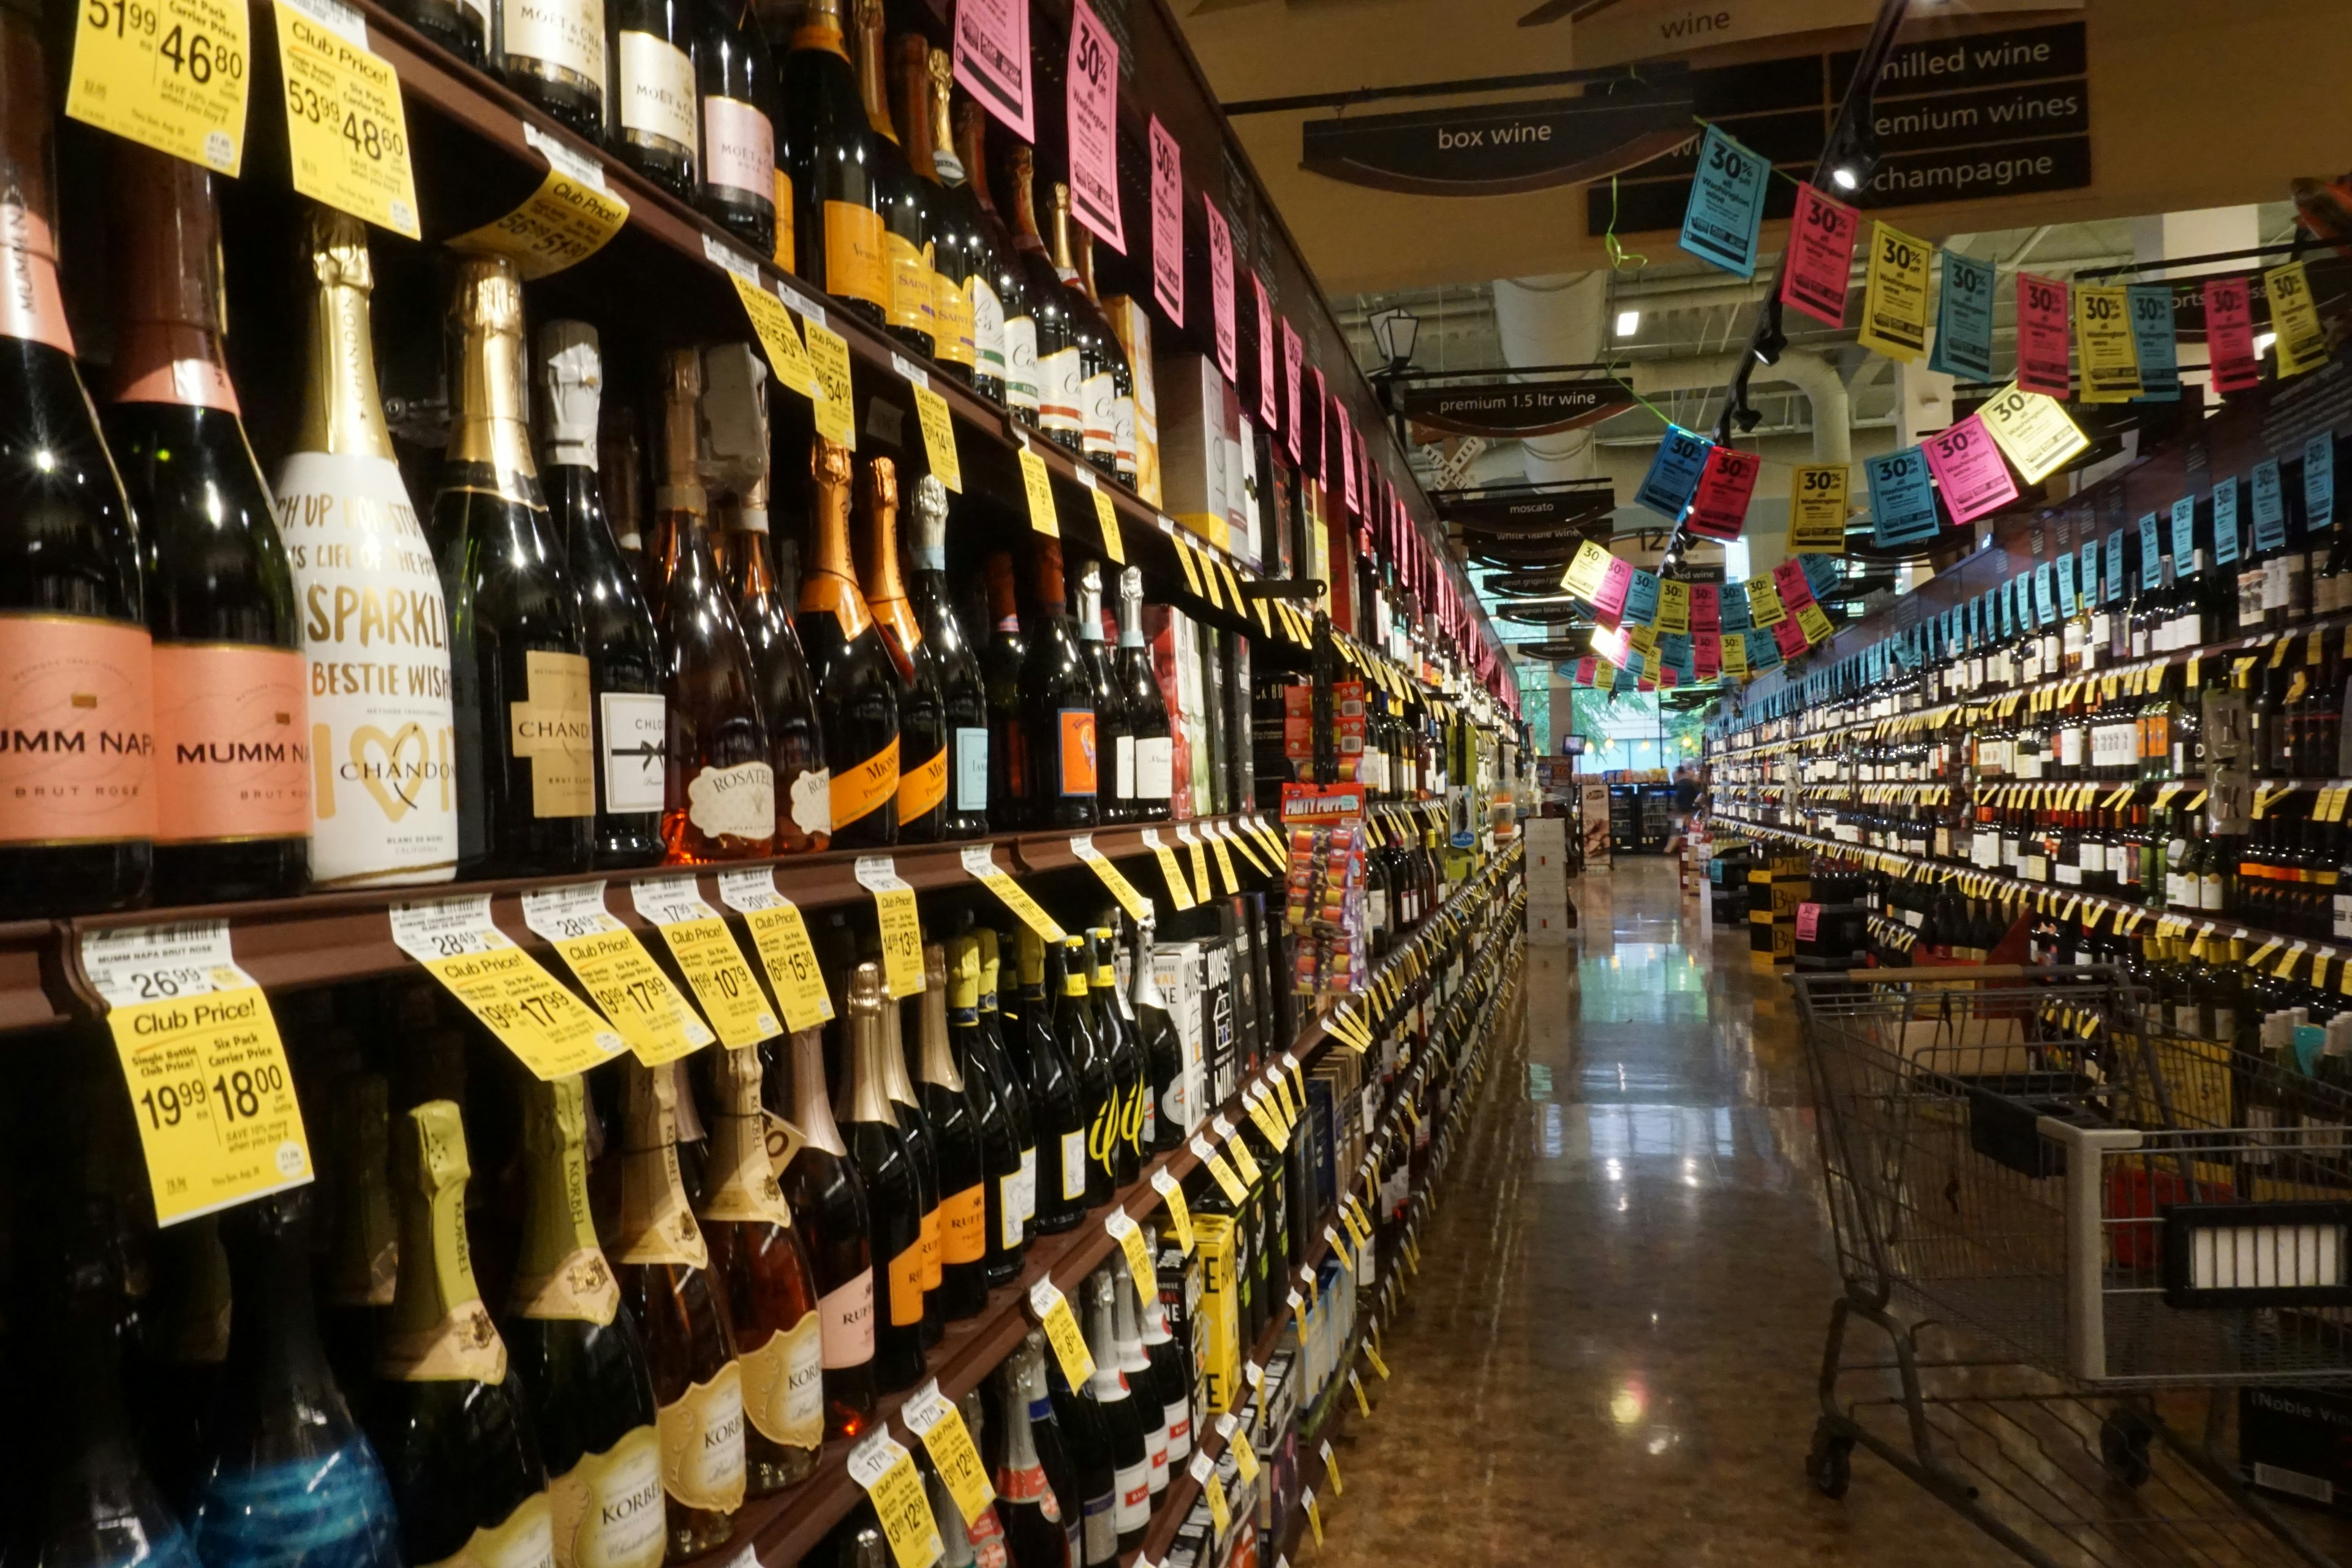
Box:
352;723;431;820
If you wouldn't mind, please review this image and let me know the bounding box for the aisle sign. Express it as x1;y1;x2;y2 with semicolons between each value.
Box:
85;922;314;1226
2266;261;2328;378
2204;276;2261;394
68;0;251;173
1635;425;1711;519
2014;273;2071;396
851;857;925;1000
1929;249;1995;379
629;878;778;1048
522;883;714;1065
1857;221;1930;362
391;895;628;1079
1977;384;2088;483
1684;445;1761;540
454;127;630;281
1920;415;2016;526
1149;116;1184;325
804;320;857;447
2073;285;2140;402
1678;124;1768;279
717;870;835;1033
1789;463;1849;552
1063;0;1122;250
1779;184;1857;327
2309;432;2337;529
1864;445;1940;548
2127;284;2180;400
273;0;418;238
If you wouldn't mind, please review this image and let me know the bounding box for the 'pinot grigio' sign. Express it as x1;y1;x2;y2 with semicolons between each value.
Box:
1301;75;1692;197
1399;377;1635;439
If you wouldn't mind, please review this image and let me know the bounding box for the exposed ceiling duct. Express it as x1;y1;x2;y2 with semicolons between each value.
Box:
1626;349;1857;464
1490;273;1606;486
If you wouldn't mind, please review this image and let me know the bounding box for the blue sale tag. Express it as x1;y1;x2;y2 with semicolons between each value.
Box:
1660;633;1695;682
2033;561;2056;625
1636;426;1713;520
1679;124;1770;279
2078;538;2098;602
1612;663;1636;692
1621;569;1660;627
1996;578;2013;638
1864;445;1940;547
2127;285;2179;401
2252;459;2286;551
2103;531;2125;602
1745;628;1780;671
2307;432;2335;529
2213;478;2241;566
2170;495;2199;573
1801;551;1844;600
1718;580;1752;632
2137;513;2163;590
2056;551;2078;615
1929;249;1996;380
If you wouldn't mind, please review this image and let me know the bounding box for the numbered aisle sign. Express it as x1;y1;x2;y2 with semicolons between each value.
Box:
628;877;779;1049
717;869;835;1032
85;922;314;1226
272;0;418;238
1858;221;1930;362
67;0;252;173
522;884;714;1065
391;895;629;1079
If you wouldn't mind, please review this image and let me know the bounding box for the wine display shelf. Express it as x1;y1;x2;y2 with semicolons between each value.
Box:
1724;777;2346;805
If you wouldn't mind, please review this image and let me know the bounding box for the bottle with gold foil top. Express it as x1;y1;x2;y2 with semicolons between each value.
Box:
368;1101;555;1568
903;39;976;381
650;350;777;863
917;941;990;1319
838;962;928;1391
1050;184;1120;481
776;1020;878;1438
1006;146;1082;454
972;927;1036;1267
432;255;594;879
697;1046;824;1492
851;0;933;357
796;438;901;848
274;206;456;890
856;456;947;843
953;95;1035;422
615;1060;747;1555
1067;211;1137;491
873;947;943;1348
104;145;309;903
503;1078;667;1568
908;475;990;839
781;0;886;325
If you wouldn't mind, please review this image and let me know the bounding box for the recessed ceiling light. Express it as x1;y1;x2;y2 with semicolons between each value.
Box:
1615;310;1640;337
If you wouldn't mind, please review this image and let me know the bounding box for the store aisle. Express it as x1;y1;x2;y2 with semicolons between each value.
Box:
1317;857;2008;1566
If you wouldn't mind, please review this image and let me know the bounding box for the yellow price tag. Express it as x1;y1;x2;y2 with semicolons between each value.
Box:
2267;260;2329;377
960;845;1066;942
2073;285;2141;402
1193;1136;1249;1204
1073;466;1124;563
720;268;818;398
1216;820;1271;876
1107;1208;1157;1302
273;0;418;237
1174;540;1205;598
1219;562;1247;620
1304;1489;1324;1546
522;884;713;1066
897;358;962;494
853;856;925;1000
391;896;628;1079
629;878;778;1049
1175;825;1213;901
1069;834;1153;921
1320;1439;1344;1496
804;317;857;447
1204;829;1240;895
1019;444;1058;537
1364;1343;1392;1381
846;1430;944;1568
1196;1455;1230;1535
1213;1116;1262;1183
1858;219;1930;362
717;869;835;1033
1243;1089;1288;1152
1795;602;1834;647
1150;1166;1194;1252
1268;1067;1299;1128
1030;1278;1096;1387
1223;1419;1261;1485
67;0;250;173
900;1380;995;1528
453;134;630;281
1140;830;1197;911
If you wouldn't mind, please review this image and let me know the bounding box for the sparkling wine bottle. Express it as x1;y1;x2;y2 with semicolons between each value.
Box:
949;933;1022;1286
796;438;901;848
1110;1267;1165;1507
906;477;990;839
695;0;779;253
981;553;1029;832
1082;1272;1150;1554
1017;927;1086;1234
322;1073;398;1422
608;0;698;200
850;0;933;358
1115;570;1172;823
1072;563;1129;826
1061;933;1115;1209
838;961;928;1392
858;457;948;843
1129;915;1185;1153
974;927;1038;1257
780;0;888;323
913;47;986;388
953;96;1036;424
989;1338;1072;1568
873;950;943;1347
1088;924;1144;1185
914;941;989;1320
775;1022;879;1439
496;0;606;134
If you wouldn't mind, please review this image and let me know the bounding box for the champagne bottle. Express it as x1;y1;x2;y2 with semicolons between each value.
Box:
953;97;1038;425
1129;914;1183;1153
1020;540;1098;829
915;941;990;1320
918;48;987;391
496;0;606;135
1089;925;1143;1183
839;961;928;1390
538;322;666;869
851;0;933;357
105;148;308;903
0;18;152;916
1108;1262;1163;1506
981;553;1028;832
434;255;595;878
1017;927;1087;1233
1081;1273;1149;1553
781;0;888;324
274;208;456;890
1039;1305;1114;1568
614;1062;747;1556
858;456;947;842
609;0;698;200
370;1104;554;1568
503;1078;668;1568
650;350;776;862
140;1214;230;1499
696;0;778;253
323;1074;398;1417
874;954;943;1346
698;1046;825;1493
1058;932;1112;1208
775;1022;879;1439
984;1341;1066;1568
391;0;486;66
909;476;990;839
1006;146;1082;453
974;927;1037;1257
949;934;1022;1286
796;439;901;847
1072;563;1129;825
1048;186;1118;480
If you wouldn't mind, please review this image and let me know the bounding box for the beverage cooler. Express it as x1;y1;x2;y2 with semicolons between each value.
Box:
1609;785;1676;854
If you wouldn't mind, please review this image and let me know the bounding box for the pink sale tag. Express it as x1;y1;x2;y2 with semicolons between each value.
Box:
1795;902;1820;942
1148;117;1182;326
1282;320;1303;461
951;0;1031;142
1694;630;1721;679
2205;276;2261;394
1575;656;1597;685
1253;275;1276;427
1063;1;1123;251
1593;557;1634;621
1920;413;2016;525
1684;445;1762;540
1771;557;1815;612
1205;200;1237;382
1773;614;1810;658
1341;410;1359;513
1779;185;1858;328
2016;272;2071;396
1310;367;1328;482
1689;582;1720;630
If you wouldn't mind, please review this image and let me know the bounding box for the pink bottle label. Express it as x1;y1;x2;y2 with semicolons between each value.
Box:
816;1268;875;1369
0;615;156;845
701;95;775;202
0;203;75;355
153;644;312;845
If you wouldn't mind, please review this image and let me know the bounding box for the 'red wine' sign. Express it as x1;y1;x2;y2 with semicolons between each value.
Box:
2015;273;2071;396
1684;445;1762;540
1149;116;1182;325
1779;185;1858;328
1064;1;1123;251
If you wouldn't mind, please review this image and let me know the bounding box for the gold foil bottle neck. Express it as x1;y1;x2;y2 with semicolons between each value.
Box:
791;1024;850;1158
1049;183;1076;272
926;49;962;183
919;942;961;1093
712;1042;765;1119
948;935;981;1011
844;962;899;1126
293;205;395;459
658;346;707;514
303;205;375;293
445;254;537;482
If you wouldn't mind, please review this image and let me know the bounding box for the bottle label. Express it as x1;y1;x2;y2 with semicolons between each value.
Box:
382;1297;510;1383
548;1426;665;1568
1114;396;1136;473
599;691;666;815
273;449;458;886
1018;1145;1037;1223
655;1363;747;1514
150;643;310;845
1115;734;1135;799
701;95;775;203
615;31;696;153
0;203;74;354
789;764;834;837
502;0;606;91
1164;1400;1189;1461
823;200;889;309
932;269;978;368
513;649;596;818
739;1308;825;1450
954;726;989;813
1041;346;1084;435
1061;1128;1087;1200
998;1167;1027;1250
970;277;1006;378
888;1237;926;1327
897;741;948;824
941;1181;987;1265
1136;737;1173;800
1003;315;1041;412
686;759;776;841
1058;709;1099;796
1081;1492;1115;1563
0;614;157;848
772;171;795;270
1082;372;1117;458
115;330;241;410
886;234;935;335
421;1492;556;1568
512;1243;621;1326
817;1268;875;1368
831;735;900;834
1111;1459;1150;1534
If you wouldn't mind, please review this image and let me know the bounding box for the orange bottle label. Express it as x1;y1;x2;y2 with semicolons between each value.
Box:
824;200;888;309
885;233;932;334
772;170;795;273
887;1238;925;1327
1058;709;1098;797
919;1202;941;1289
830;733;899;832
895;743;946;824
152;643;311;845
0;614;156;845
941;1183;986;1265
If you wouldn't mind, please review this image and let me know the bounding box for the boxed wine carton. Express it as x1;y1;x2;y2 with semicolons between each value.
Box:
1159;350;1233;551
1194;1213;1243;1415
1152;939;1210;1139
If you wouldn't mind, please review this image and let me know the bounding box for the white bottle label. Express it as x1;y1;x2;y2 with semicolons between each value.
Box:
687;760;775;839
1003;315;1040;412
599;691;666;814
1042;345;1084;434
789;766;833;836
1136;736;1174;800
1018;1145;1038;1224
1115;734;1136;799
1061;1129;1087;1200
501;0;605;90
955;726;989;813
970;276;1006;378
616;31;696;152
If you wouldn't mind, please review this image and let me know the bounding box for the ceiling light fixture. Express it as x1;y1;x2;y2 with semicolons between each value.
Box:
1615;309;1640;337
1370;307;1422;372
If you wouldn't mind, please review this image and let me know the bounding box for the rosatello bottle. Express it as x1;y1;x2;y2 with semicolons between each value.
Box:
608;0;698;201
982;552;1028;832
696;1046;824;1494
1007;146;1082;454
275;207;456;889
650;350;776;862
954;97;1038;426
1049;185;1118;481
501;1078;667;1568
857;456;946;842
900;38;974;380
1129;914;1183;1152
850;0;933;358
538;322;666;869
614;1061;747;1557
1080;1272;1149;1555
909;476;990;839
949;933;1022;1284
1116;570;1172;822
497;0;605;135
1089;925;1143;1183
1017;926;1086;1234
873;951;943;1348
434;255;595;878
1061;933;1115;1209
775;1022;879;1440
976;927;1038;1250
1109;1268;1164;1507
369;1104;555;1568
914;941;990;1321
105;148;308;903
780;0;887;325
926;51;1001;399
796;438;901;848
696;0;778;254
837;961;928;1392
1020;539;1098;829
1073;564;1129;824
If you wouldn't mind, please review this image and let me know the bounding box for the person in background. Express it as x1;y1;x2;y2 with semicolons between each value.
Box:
1665;763;1700;854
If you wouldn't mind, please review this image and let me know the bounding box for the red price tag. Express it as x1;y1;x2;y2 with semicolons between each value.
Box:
2015;271;2072;396
1204;199;1237;382
2204;275;2261;394
1148;116;1182;325
1684;445;1762;540
1780;185;1859;328
1773;614;1811;658
1694;630;1721;679
1921;413;2018;524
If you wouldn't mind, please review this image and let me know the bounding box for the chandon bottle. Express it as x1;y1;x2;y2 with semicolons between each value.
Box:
615;1061;747;1556
949;934;1023;1283
0;20;153;916
1115;570;1172;823
1083;1272;1150;1554
1073;563;1129;824
651;350;776;862
1058;933;1114;1210
696;0;778;254
775;1021;878;1439
608;0;698;200
839;961;929;1391
875;956;943;1348
434;256;595;878
1089;925;1144;1184
782;0;888;325
851;0;933;358
369;1104;555;1568
1006;146;1082;453
915;942;990;1321
1020;540;1099;828
797;439;901;848
106;148;308;902
1131;914;1184;1152
502;1078;668;1568
974;927;1037;1259
858;458;946;843
1049;186;1120;480
1016;927;1087;1233
989;1339;1071;1568
920;50;991;393
496;0;605;135
539;322;666;868
954;97;1037;424
982;553;1029;831
907;477;989;839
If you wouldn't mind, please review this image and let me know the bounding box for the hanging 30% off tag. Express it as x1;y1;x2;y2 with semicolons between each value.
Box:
717;869;835;1033
391;895;628;1079
846;1428;943;1568
629;876;778;1048
900;1378;995;1525
522;883;712;1065
853;856;926;999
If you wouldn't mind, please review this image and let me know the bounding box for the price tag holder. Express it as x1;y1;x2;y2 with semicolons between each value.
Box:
893;355;963;494
1216;1414;1262;1485
1139;829;1198;911
716;870;835;1033
1069;834;1153;922
1019;443;1058;537
1150;1166;1194;1253
1173;539;1205;598
628;877;778;1048
84;922;315;1227
522;883;713;1065
1191;1451;1229;1535
1213;818;1271;876
853;856;926;1000
1319;1439;1343;1496
846;1429;944;1568
1029;1278;1095;1387
1106;1208;1158;1300
450;126;630;281
722;262;819;399
960;845;1066;941
67;0;251;173
1191;1135;1250;1204
1173;824;1213;900
272;0;418;238
391;895;628;1079
804;318;857;448
900;1379;995;1526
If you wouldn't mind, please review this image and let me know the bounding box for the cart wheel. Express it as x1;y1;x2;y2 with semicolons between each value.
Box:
1807;1422;1854;1499
2099;1411;2154;1489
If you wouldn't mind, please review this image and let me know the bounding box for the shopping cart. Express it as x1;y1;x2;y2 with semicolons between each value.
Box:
1789;964;2352;1567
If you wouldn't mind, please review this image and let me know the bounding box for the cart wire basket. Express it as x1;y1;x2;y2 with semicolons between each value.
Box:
1789;963;2352;1567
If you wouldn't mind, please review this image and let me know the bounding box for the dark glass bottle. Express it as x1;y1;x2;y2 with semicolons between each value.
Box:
1040;1308;1115;1568
908;476;991;839
975;927;1038;1261
1089;924;1144;1184
1068;222;1137;491
924;51;999;399
850;0;934;358
1133;1228;1191;1468
955;97;1039;426
1006;146;1082;453
839;961;930;1392
1129;914;1185;1152
609;0;698;200
496;0;605;134
393;0;486;66
780;0;888;324
697;0;778;252
873;955;943;1348
915;941;991;1321
858;457;946;843
982;552;1030;832
1019;927;1088;1234
1081;1272;1150;1555
900;39;976;382
1048;185;1119;481
1072;562;1129;824
1020;540;1099;828
1109;1269;1165;1508
987;1343;1070;1568
1115;570;1172;823
950;933;1024;1286
1059;932;1115;1210
797;438;902;848
775;1022;879;1440
1020;1332;1085;1568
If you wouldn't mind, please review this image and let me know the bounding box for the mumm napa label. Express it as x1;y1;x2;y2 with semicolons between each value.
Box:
0;613;154;845
153;644;312;844
272;449;458;886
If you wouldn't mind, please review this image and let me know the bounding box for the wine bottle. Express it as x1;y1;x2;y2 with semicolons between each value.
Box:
988;1340;1070;1568
1108;1267;1164;1506
434;256;595;878
915;941;990;1320
323;1074;398;1419
140;1214;230;1500
1133;1229;1189;1466
1072;562;1129;826
900;40;975;381
1005;146;1082;453
1056;933;1114;1210
496;0;605;135
696;0;778;253
538;322;666;869
1019;540;1098;829
952;1387;1014;1568
1048;186;1118;480
974;927;1038;1257
391;0;486;66
856;457;947;843
907;477;990;839
1089;925;1143;1184
1116;570;1172;824
503;1077;668;1568
274;207;456;891
796;438;901;848
981;553;1028;832
775;1022;878;1439
614;1061;746;1556
1068;229;1137;492
954;97;1038;426
609;0;698;200
838;961;929;1391
873;954;943;1347
650;349;777;862
1016;927;1087;1233
369;1104;554;1568
1082;1272;1150;1554
696;1046;824;1493
0;23;153;917
949;934;1022;1286
780;0;888;323
1039;1304;1114;1568
850;0;933;357
1129;914;1184;1153
922;51;995;396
